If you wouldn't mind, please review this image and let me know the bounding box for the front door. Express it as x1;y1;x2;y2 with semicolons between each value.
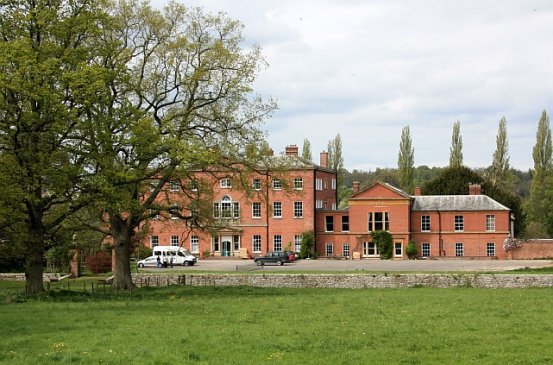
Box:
221;236;232;257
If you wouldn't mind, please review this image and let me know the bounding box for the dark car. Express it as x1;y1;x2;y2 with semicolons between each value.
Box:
254;251;290;266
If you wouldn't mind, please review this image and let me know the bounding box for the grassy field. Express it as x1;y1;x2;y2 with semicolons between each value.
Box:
1;282;553;364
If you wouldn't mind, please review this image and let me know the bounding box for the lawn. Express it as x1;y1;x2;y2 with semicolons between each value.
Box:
1;282;553;364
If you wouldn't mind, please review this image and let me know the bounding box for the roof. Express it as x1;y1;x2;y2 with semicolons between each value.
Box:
411;195;510;212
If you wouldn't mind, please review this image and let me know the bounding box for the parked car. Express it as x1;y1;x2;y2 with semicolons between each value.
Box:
137;256;158;268
286;251;296;262
137;253;196;268
254;251;290;266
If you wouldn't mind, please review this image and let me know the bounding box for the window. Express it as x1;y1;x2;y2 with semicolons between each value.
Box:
293;178;303;190
273;235;282;251
487;243;496;257
190;236;199;253
294;235;302;253
368;212;390;231
342;243;350;257
170;235;179;246
324;178;328;189
214;196;240;219
169;180;180;192
422;243;430;257
421;215;431;232
150;236;159;247
325;243;333;256
212;236;220;252
316;200;323;209
273;202;282;218
294;202;303;218
331;202;336;210
342;216;349;231
169;205;179;219
150;209;159;219
486;215;496;232
233;235;240;251
253;235;262;253
272;178;282;190
455;242;464;257
316;178;323;191
252;202;261;219
363;241;378;257
331;178;336;190
252;178;261;190
149;179;160;192
325;216;334;232
190;179;198;191
454;216;464;231
220;178;232;188
394;243;402;257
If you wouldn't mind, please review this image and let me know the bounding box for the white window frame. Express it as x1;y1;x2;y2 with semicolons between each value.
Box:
487;242;496;257
486;215;496;232
294;235;303;253
342;216;349;232
220;178;232;189
273;235;282;252
342;243;350;257
325;243;333;256
150;236;159;247
214;196;239;219
169;180;180;192
252;202;261;219
294;201;303;218
454;215;464;231
368;212;390;231
253;235;262;253
170;235;179;246
421;215;431;232
331;178;337;190
394;242;403;257
316;178;323;191
325;216;334;232
455;242;464;257
273;202;282;218
422;242;430;257
272;178;282;190
190;236;199;253
316;200;323;209
252;178;261;190
293;178;303;190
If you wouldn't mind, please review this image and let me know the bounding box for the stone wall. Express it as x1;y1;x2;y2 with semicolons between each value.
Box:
2;273;552;289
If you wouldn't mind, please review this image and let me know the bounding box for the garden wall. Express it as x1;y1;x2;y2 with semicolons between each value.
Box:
509;239;553;259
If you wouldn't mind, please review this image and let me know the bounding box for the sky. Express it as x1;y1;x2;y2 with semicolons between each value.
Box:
153;0;553;171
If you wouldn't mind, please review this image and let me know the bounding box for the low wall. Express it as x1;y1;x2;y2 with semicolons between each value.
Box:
509;239;553;259
2;273;552;289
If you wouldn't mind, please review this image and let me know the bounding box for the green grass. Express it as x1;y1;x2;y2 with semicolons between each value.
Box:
2;283;553;364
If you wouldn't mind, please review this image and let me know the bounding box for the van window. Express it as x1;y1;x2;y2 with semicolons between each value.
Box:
154;250;161;256
178;252;185;257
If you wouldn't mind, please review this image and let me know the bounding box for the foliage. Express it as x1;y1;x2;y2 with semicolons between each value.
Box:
300;230;315;259
490;116;510;187
301;138;312;160
449;120;463;168
132;244;152;260
0;240;26;273
85;252;112;274
422;166;483;195
45;246;71;273
327;133;345;194
406;240;418;259
532;110;552;175
398;126;415;193
372;230;393;259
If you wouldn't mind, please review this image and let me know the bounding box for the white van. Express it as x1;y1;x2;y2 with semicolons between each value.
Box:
152;246;197;266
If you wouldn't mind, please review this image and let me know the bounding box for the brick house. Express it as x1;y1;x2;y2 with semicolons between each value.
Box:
142;145;337;257
316;182;512;259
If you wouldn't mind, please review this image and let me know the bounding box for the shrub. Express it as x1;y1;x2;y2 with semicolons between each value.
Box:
85;252;112;274
300;231;315;259
372;231;393;260
406;240;418;259
45;245;71;273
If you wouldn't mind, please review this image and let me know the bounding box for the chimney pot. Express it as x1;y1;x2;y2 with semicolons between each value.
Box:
285;144;299;156
352;181;360;193
319;151;328;168
414;187;421;196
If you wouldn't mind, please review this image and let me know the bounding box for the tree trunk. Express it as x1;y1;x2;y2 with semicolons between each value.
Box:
25;232;45;295
110;214;135;291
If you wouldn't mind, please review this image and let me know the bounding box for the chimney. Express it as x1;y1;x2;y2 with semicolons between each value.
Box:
352;181;360;194
285;144;299;156
319;151;328;168
468;183;482;195
414;187;421;196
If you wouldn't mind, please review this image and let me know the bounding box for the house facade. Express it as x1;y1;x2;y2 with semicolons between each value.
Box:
143;145;513;259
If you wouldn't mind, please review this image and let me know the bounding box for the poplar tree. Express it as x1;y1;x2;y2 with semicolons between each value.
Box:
327;134;344;189
490;117;510;187
397;126;415;194
301;138;312;160
449;121;463;168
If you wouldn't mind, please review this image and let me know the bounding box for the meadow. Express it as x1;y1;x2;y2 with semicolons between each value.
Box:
1;281;553;364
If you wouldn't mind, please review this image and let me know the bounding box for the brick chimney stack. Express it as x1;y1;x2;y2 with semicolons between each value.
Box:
352;181;360;194
468;183;482;195
285;144;299;156
319;151;328;168
414;187;421;196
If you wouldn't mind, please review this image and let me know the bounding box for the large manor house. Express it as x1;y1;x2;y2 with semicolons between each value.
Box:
140;144;535;260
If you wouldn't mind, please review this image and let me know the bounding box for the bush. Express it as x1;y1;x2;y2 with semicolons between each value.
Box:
300;231;315;259
45;245;71;273
132;244;152;260
406;240;418;259
372;231;393;260
85;252;112;274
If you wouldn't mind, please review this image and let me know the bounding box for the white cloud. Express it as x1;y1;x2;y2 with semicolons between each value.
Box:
152;0;553;171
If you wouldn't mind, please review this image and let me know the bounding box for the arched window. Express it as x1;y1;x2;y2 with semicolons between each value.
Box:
213;195;240;219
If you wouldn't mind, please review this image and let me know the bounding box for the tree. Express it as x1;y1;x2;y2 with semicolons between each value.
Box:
0;0;108;293
397;126;415;194
79;1;276;290
300;230;315;259
490;117;510;187
527;110;553;236
327;133;344;195
449;121;463;168
301;138;312;160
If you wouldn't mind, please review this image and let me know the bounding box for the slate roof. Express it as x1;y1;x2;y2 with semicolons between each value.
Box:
411;195;510;212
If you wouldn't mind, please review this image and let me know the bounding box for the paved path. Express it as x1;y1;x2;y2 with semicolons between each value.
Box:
155;258;553;272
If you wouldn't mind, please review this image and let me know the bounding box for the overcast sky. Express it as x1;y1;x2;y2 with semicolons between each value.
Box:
154;0;553;171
